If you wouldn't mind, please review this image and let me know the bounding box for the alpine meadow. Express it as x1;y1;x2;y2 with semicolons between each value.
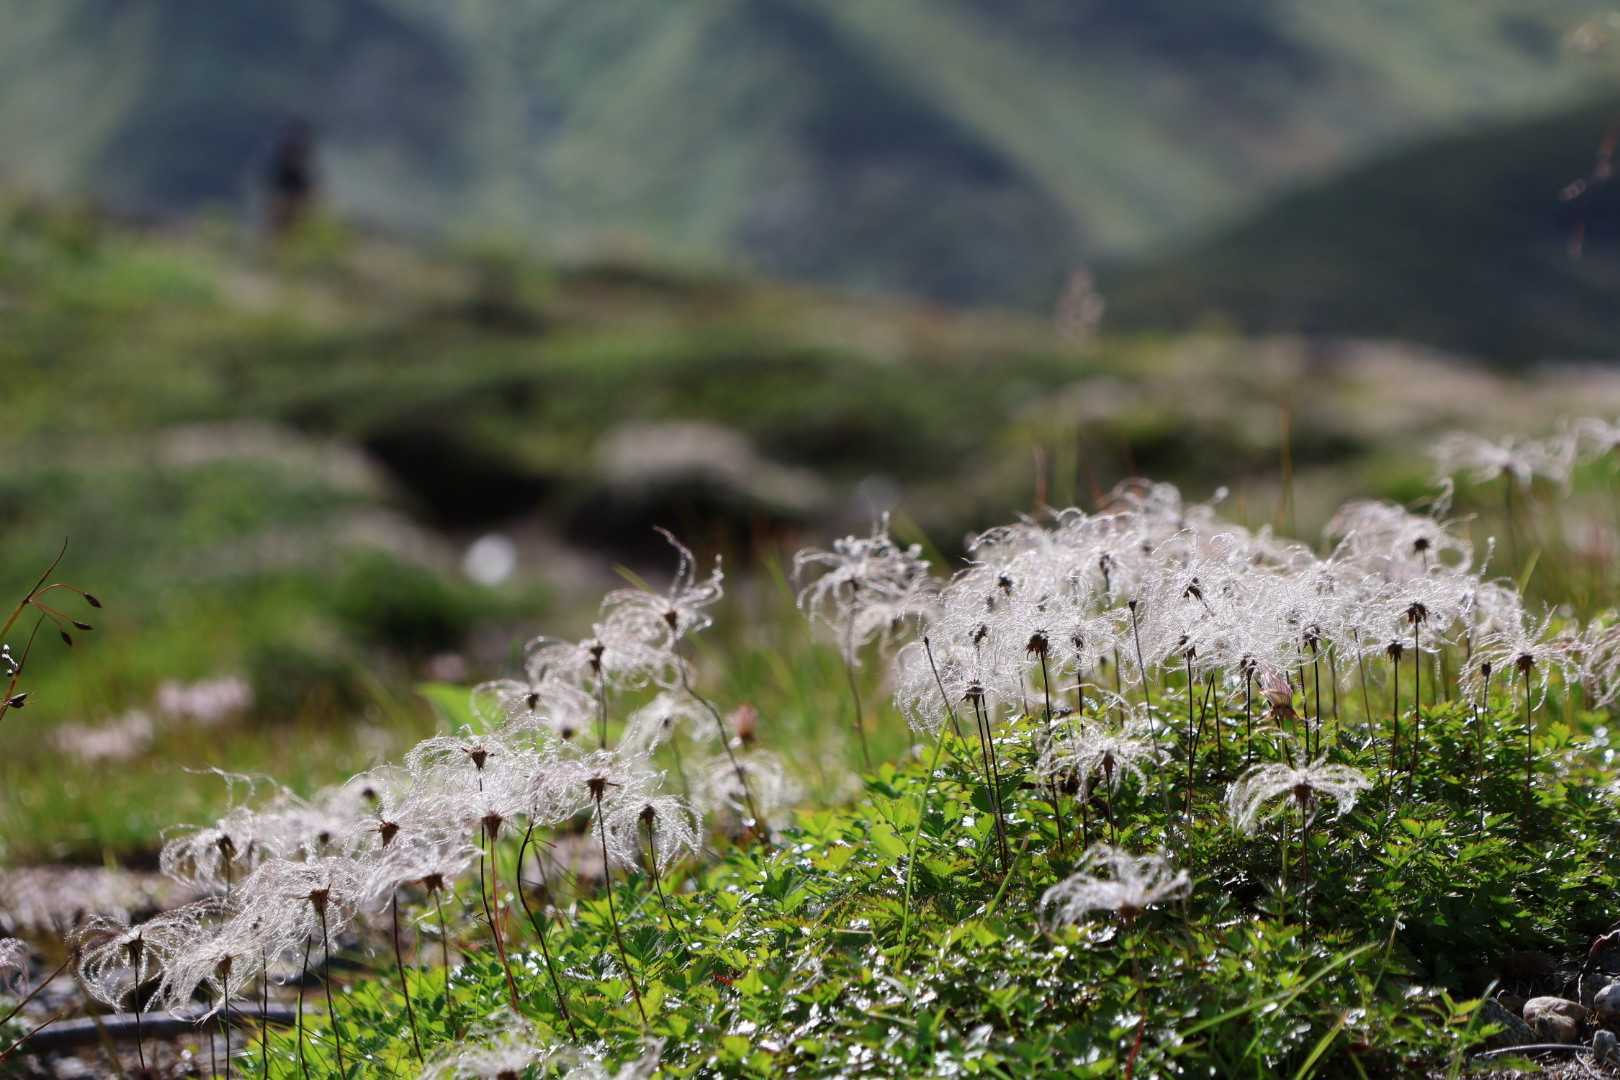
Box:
9;4;1620;1078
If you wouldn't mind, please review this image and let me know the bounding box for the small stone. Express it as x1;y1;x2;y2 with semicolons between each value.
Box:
1597;981;1620;1025
1596;1029;1620;1066
1480;998;1535;1048
1523;996;1586;1043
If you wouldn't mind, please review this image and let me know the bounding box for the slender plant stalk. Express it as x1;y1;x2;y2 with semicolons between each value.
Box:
974;695;1012;873
643;815;686;944
1523;671;1534;810
318;907;345;1077
899;723;951;953
296;936;311;1078
260;947;270;1078
841;619;873;769
0;955;70;1032
1327;649;1340;748
222;970;231;1080
390;893;423;1062
1411;623;1422;783
432;888;457;1040
513;824;577;1039
1038;651;1067;854
1185;652;1196;819
1128;602;1152;717
476;823;522;1011
594;792;649;1025
1244;666;1254;767
924;637;1004;868
595;674;609;750
132;965;147;1075
1311;647;1322;759
0;1009;65;1066
677;646;762;828
1390;654;1401;785
1354;642;1378;775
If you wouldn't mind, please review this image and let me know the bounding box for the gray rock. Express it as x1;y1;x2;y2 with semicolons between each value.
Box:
1596;980;1620;1025
1523;995;1586;1043
1596;1029;1620;1066
1480;998;1535;1048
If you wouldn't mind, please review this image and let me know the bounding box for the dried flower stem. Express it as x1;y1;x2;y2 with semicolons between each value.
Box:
295;936;311;1078
970;694;1011;873
0;954;70;1033
431;887;457;1040
842;618;872;770
676;645;762;829
643;816;685;944
900;721;951;954
513;824;577;1039
1038;651;1067;854
594;790;648;1025
0;1008;65;1066
318;907;345;1077
476;823;521;1011
390;892;423;1063
260;948;270;1078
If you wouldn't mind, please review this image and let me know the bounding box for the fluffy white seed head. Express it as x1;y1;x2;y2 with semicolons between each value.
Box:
1039;846;1191;926
1226;758;1371;834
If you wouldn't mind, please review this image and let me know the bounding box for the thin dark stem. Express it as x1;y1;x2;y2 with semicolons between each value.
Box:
596;674;609;750
678;645;762;829
222;973;231;1080
477;826;521;1011
1355;643;1377;773
1039;651;1067;854
514;824;577;1039
1300;805;1312;928
595;793;648;1025
261;948;269;1078
1411;623;1422;783
0;1009;65;1066
133;974;145;1075
1185;652;1195;819
319;908;345;1077
1328;649;1340;749
841;623;872;770
1244;669;1253;767
391;893;423;1063
1111;647;1124;723
644;817;686;943
1391;657;1401;785
1128;604;1152;717
974;695;1011;873
669;737;691;799
1311;651;1322;760
1524;673;1534;811
433;889;456;1040
296;936;311;1079
0;955;70;1032
922;638;964;740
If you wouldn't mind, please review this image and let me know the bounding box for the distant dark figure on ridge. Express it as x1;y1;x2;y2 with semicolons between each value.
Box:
265;119;317;237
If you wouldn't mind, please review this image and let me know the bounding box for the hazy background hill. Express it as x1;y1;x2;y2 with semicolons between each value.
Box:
3;0;1616;309
1106;95;1620;362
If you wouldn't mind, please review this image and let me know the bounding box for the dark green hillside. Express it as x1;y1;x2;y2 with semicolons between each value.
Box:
0;0;1612;304
1105;98;1620;362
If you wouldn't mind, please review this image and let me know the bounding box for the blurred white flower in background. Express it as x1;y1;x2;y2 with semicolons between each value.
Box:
464;533;517;586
